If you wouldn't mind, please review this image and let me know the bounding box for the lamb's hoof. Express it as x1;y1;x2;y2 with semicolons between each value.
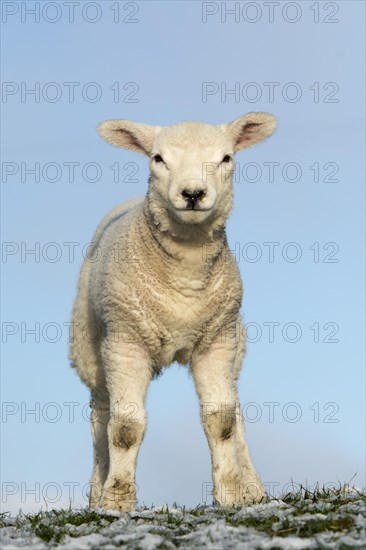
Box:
215;478;266;507
88;485;103;509
99;479;137;512
99;495;136;513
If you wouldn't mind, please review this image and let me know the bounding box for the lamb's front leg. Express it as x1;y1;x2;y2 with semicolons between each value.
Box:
99;339;152;512
192;325;264;506
231;322;266;503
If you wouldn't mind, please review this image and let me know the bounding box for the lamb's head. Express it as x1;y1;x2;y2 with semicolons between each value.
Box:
99;113;276;238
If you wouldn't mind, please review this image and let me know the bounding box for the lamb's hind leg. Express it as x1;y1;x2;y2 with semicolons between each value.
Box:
71;337;109;508
70;277;110;508
89;381;110;507
99;339;152;512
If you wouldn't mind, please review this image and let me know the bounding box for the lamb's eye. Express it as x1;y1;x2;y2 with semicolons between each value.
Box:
153;154;164;163
222;155;231;163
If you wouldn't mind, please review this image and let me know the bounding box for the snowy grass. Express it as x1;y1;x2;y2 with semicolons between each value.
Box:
1;485;365;549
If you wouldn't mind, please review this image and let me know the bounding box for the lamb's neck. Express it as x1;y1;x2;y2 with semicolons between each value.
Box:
142;199;226;270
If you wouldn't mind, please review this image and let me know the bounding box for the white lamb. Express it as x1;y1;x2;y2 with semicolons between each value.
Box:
70;112;277;511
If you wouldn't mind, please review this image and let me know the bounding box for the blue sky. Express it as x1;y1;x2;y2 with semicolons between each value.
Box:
1;1;365;513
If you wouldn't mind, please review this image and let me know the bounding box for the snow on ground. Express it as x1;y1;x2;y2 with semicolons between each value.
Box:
1;491;365;549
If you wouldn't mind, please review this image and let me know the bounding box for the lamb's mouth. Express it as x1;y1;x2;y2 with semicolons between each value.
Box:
176;204;212;212
170;205;215;225
174;206;214;212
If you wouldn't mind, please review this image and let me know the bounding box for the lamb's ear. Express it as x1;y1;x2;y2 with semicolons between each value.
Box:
222;112;277;152
98;119;161;155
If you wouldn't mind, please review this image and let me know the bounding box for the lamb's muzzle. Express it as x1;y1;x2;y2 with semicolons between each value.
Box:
181;188;206;209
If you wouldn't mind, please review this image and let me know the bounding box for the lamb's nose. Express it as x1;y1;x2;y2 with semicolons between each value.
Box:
182;189;205;210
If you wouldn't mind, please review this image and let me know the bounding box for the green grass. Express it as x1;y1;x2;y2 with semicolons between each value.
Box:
1;506;120;544
1;483;364;547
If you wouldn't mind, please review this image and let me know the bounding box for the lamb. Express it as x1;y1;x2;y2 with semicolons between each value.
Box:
70;112;277;511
